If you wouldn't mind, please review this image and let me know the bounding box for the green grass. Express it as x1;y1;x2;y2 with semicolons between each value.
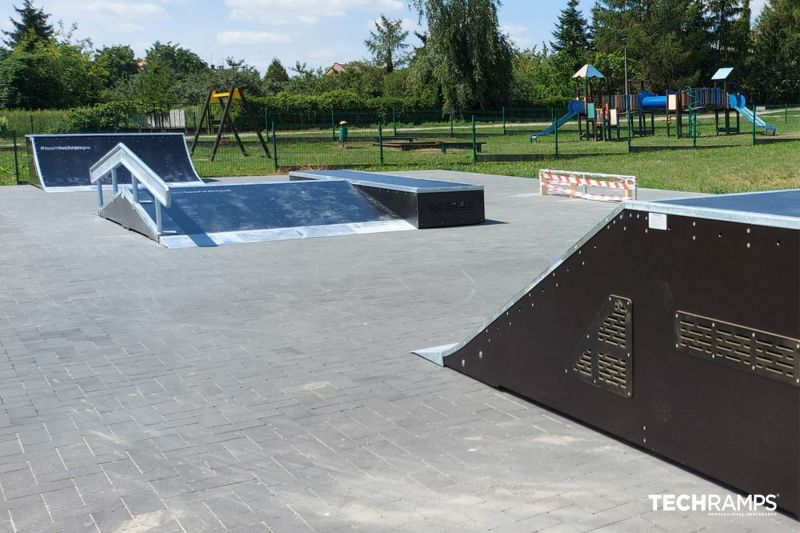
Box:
2;107;799;193
195;109;800;194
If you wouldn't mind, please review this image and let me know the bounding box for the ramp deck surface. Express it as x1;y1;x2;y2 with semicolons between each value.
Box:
0;172;794;531
133;180;414;247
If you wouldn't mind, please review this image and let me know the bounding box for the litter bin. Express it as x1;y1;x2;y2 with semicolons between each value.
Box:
338;120;348;147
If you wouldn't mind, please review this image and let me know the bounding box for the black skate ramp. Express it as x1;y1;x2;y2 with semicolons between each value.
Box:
27;133;203;191
290;169;485;229
416;188;800;517
100;180;415;248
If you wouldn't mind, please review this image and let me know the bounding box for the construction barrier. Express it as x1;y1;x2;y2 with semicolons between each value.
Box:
539;169;637;202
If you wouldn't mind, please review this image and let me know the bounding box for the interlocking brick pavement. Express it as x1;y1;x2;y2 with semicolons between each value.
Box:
0;171;793;532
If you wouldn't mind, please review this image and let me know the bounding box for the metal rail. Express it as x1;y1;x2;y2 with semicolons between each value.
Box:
90;143;171;233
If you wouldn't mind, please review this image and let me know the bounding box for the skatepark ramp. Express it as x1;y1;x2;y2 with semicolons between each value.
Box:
87;143;485;248
416;189;800;516
27;133;204;191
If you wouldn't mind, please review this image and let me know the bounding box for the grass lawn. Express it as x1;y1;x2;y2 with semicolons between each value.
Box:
2;107;799;193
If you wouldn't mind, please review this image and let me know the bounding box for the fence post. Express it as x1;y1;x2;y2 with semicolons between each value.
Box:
392;108;397;137
12;132;20;185
29;114;34;134
502;106;507;135
627;110;633;154
378;122;384;166
264;110;269;136
786;103;789;124
331;108;336;140
271;121;278;170
471;114;478;163
752;104;757;146
551;107;559;158
450;113;454;137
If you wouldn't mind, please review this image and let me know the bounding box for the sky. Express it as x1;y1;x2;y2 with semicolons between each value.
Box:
0;0;769;74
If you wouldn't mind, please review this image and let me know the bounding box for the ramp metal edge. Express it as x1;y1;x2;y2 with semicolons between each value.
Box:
158;219;416;248
290;170;484;194
625;199;800;231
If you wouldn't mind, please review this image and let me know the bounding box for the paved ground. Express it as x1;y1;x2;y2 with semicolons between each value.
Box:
0;171;794;532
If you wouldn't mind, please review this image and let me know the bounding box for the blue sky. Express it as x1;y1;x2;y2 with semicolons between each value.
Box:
1;0;768;74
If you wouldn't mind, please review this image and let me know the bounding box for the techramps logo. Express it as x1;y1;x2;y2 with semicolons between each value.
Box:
648;493;778;517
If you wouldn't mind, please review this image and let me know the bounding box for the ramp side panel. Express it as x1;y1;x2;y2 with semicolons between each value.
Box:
28;133;203;190
98;191;159;242
444;209;800;515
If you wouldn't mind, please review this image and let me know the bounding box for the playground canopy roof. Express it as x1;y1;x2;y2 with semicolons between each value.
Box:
573;64;605;79
712;67;734;81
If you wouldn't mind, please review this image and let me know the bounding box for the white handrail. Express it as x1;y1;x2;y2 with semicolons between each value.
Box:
90;143;172;233
90;143;171;208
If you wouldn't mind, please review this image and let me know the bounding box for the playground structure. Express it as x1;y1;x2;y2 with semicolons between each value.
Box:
531;66;777;142
416;182;800;517
190;86;271;161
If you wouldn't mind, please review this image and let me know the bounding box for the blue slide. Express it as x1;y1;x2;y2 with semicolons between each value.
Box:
729;94;776;135
530;100;584;141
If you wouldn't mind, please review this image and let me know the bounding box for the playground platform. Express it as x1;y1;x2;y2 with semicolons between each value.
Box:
0;171;795;531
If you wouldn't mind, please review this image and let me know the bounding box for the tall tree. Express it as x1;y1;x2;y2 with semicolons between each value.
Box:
704;0;743;67
145;42;207;77
365;15;409;73
409;0;513;110
593;0;709;90
95;45;138;88
265;58;289;82
750;0;800;103
551;0;591;70
3;0;54;49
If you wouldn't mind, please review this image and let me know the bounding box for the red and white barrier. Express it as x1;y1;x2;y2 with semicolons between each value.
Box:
538;169;637;202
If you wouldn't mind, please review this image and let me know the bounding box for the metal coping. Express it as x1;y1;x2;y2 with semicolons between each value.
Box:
290;169;484;194
158;219;416;249
27;133;203;192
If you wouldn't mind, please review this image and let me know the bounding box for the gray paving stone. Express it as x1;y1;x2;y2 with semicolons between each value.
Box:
0;172;794;531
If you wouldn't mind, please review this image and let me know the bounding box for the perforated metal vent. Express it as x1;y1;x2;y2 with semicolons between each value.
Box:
428;201;474;214
675;311;800;386
567;296;633;397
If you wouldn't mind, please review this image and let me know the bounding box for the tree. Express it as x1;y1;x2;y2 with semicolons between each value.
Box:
145;42;207;77
409;0;514;110
750;0;800;103
704;0;743;67
365;15;409;73
551;0;591;70
265;58;289;82
95;45;138;88
3;0;54;49
0;36;103;109
593;0;709;91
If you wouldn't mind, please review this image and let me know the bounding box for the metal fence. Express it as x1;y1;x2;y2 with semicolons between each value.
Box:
2;104;799;184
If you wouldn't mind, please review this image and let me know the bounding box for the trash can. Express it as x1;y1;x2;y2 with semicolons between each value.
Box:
338;120;348;147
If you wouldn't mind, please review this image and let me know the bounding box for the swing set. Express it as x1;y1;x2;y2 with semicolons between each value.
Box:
190;86;270;161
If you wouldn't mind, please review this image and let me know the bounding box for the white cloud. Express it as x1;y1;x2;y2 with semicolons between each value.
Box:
502;23;531;47
218;31;291;45
227;0;404;24
84;2;167;17
114;23;145;33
